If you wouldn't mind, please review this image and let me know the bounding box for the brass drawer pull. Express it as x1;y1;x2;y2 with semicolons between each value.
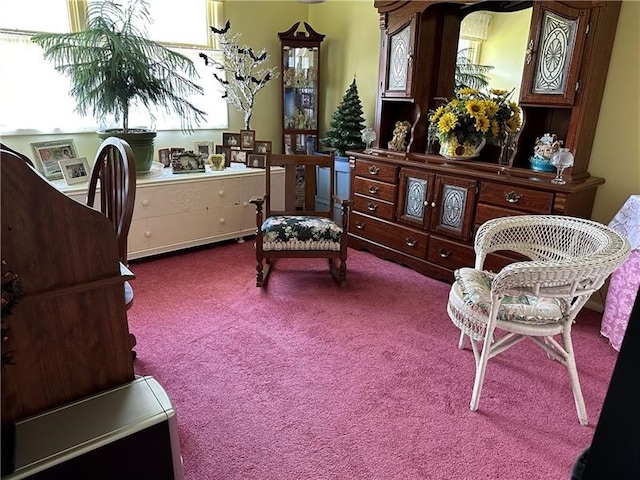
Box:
366;202;378;212
405;237;417;247
368;185;379;194
355;221;365;230
504;191;522;203
438;248;452;258
368;165;380;175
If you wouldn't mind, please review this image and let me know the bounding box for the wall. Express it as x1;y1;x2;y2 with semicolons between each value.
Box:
2;1;637;224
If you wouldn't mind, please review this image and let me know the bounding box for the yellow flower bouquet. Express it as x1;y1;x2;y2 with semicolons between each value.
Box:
428;88;522;158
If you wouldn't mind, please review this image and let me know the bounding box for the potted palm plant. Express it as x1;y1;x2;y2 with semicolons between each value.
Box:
32;0;206;174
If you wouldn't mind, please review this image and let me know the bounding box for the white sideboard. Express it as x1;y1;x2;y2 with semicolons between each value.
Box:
53;164;284;260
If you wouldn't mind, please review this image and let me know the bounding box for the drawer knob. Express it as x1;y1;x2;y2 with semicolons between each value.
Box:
220;218;226;224
368;185;379;194
219;190;224;197
142;199;149;206
243;201;249;207
144;231;152;238
431;201;436;208
366;202;378;212
438;248;451;258
405;237;417;247
368;165;380;175
355;221;365;230
504;191;522;203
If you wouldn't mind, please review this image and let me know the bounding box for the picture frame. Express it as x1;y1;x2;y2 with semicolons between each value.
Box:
222;132;241;148
240;129;256;150
171;151;206;174
31;139;78;180
230;150;247;164
254;140;272;154
158;148;171;167
215;145;232;167
207;153;226;171
248;153;267;169
193;141;214;158
59;157;90;185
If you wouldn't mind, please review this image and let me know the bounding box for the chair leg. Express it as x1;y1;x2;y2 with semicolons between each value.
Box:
469;324;496;411
562;328;588;425
458;330;467;350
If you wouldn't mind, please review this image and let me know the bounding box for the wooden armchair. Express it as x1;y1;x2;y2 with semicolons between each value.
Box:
250;154;352;287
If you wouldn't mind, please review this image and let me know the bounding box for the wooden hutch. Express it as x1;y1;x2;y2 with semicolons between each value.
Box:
347;0;621;282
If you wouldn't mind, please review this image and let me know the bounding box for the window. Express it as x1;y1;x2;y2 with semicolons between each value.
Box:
0;0;227;134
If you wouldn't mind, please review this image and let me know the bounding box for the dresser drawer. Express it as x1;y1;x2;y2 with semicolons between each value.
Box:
350;211;427;258
354;159;397;183
479;182;554;213
428;236;475;271
353;177;396;203
475;203;526;227
353;194;395;221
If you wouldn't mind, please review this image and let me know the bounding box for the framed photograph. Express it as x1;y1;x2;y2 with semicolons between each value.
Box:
171;151;205;174
248;153;267;169
222;132;241;148
31;139;78;180
240;129;256;150
230;150;247;164
215;145;232;167
158;148;171;167
193;141;214;158
207;153;226;171
59;157;90;185
254;140;272;154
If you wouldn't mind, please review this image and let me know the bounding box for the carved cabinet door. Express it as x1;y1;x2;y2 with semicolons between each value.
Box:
397;168;435;229
382;13;419;99
430;175;477;242
520;1;590;106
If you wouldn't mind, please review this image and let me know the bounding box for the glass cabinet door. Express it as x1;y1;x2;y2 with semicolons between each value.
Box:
279;22;324;154
520;2;590;106
383;13;418;99
397;168;434;229
430;175;476;242
283;45;318;153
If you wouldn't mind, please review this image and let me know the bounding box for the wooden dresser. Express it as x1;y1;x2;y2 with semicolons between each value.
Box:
348;1;621;282
54;165;284;260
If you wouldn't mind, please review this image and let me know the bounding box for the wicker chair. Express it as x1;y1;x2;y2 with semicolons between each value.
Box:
447;215;630;425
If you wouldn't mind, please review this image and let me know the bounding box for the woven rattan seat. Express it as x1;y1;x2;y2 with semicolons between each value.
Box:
447;215;630;425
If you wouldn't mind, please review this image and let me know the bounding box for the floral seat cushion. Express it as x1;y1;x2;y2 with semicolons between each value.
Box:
453;267;566;324
261;215;343;251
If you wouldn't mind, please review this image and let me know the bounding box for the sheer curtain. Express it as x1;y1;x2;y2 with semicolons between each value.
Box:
0;0;228;134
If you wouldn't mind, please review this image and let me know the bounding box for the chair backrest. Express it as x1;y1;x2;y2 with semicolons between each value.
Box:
87;137;136;265
475;215;630;302
266;153;335;218
1;143;34;167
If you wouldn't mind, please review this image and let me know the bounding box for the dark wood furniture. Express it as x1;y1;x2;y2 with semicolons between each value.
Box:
87;137;137;267
347;0;621;282
251;154;351;287
278;22;324;155
87;137;138;355
0;152;135;425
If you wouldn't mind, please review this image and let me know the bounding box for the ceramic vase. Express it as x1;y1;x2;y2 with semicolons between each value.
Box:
439;137;486;160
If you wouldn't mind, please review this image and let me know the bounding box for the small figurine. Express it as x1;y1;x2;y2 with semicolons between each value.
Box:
533;133;563;160
388;121;411;152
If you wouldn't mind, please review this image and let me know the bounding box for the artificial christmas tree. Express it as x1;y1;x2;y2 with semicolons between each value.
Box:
321;79;366;157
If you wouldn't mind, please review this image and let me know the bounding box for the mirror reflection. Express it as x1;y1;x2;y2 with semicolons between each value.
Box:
457;8;533;100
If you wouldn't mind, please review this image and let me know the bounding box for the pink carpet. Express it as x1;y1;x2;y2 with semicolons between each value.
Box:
128;241;617;479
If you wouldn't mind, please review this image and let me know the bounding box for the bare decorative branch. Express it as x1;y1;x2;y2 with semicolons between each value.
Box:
200;21;279;130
